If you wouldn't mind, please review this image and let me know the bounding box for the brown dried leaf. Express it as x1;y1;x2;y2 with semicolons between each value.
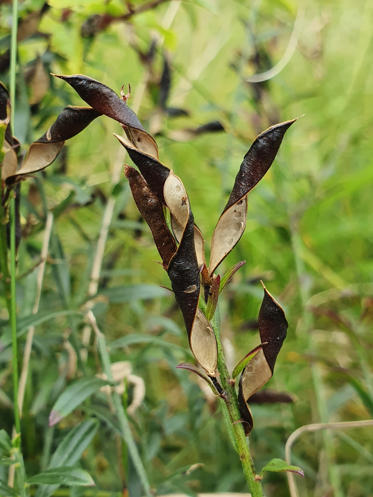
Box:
189;309;217;375
124;165;176;268
6;106;100;182
115;133;169;202
26;57;50;105
209;119;295;274
17;6;48;41
54;73;158;158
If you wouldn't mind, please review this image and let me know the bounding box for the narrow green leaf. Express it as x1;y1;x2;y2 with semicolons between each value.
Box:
0;480;17;496
348;376;373;416
17;310;83;335
0;429;11;453
219;261;246;293
101;284;169;303
50;419;98;468
232;344;263;379
49;377;109;426
36;420;98;497
110;333;187;354
260;458;304;477
28;467;95;487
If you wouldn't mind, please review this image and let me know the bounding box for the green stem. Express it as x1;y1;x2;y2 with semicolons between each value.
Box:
10;196;20;435
0;204;11;312
92;313;152;497
10;0;18;128
213;311;263;497
10;0;20;437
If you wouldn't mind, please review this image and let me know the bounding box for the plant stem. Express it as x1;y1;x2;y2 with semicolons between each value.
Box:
213;310;263;497
87;311;152;497
10;196;20;435
18;212;54;416
9;0;20;438
0;204;11;311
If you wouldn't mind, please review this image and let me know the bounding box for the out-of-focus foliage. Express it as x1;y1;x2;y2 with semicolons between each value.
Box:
1;0;373;496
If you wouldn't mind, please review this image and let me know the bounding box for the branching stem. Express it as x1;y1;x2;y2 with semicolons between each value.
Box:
213;309;263;497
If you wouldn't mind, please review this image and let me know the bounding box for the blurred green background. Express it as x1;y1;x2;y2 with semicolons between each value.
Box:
1;0;373;496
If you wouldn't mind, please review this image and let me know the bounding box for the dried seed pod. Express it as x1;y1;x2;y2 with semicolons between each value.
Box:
205;274;220;320
6;106;100;183
238;284;288;434
249;390;293;404
124;165;176;268
115;133;169;202
1;139;18;181
0;84;16;182
54;73;158;158
258;283;288;372
167;209;200;333
164;171;190;236
193;224;206;268
0;82;10;122
209;196;247;275
209;119;295;275
189;308;217;376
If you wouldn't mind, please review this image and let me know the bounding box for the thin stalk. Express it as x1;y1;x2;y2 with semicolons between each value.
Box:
18;212;54;415
10;196;19;434
0;204;11;311
9;0;20;437
87;311;152;497
213;310;263;497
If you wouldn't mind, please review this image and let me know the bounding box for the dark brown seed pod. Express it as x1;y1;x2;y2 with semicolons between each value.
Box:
249;390;293;404
54;74;158;158
167;210;200;333
209;119;295;275
5;106;100;183
237;385;254;435
0;81;9;122
224;120;296;211
258;283;288;372
237;283;288;434
124;165;176;268
115;133;169;202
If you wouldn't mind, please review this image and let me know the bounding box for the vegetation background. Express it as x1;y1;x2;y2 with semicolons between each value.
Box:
1;0;373;496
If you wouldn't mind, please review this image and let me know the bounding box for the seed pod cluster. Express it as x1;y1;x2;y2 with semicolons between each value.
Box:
0;74;294;433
